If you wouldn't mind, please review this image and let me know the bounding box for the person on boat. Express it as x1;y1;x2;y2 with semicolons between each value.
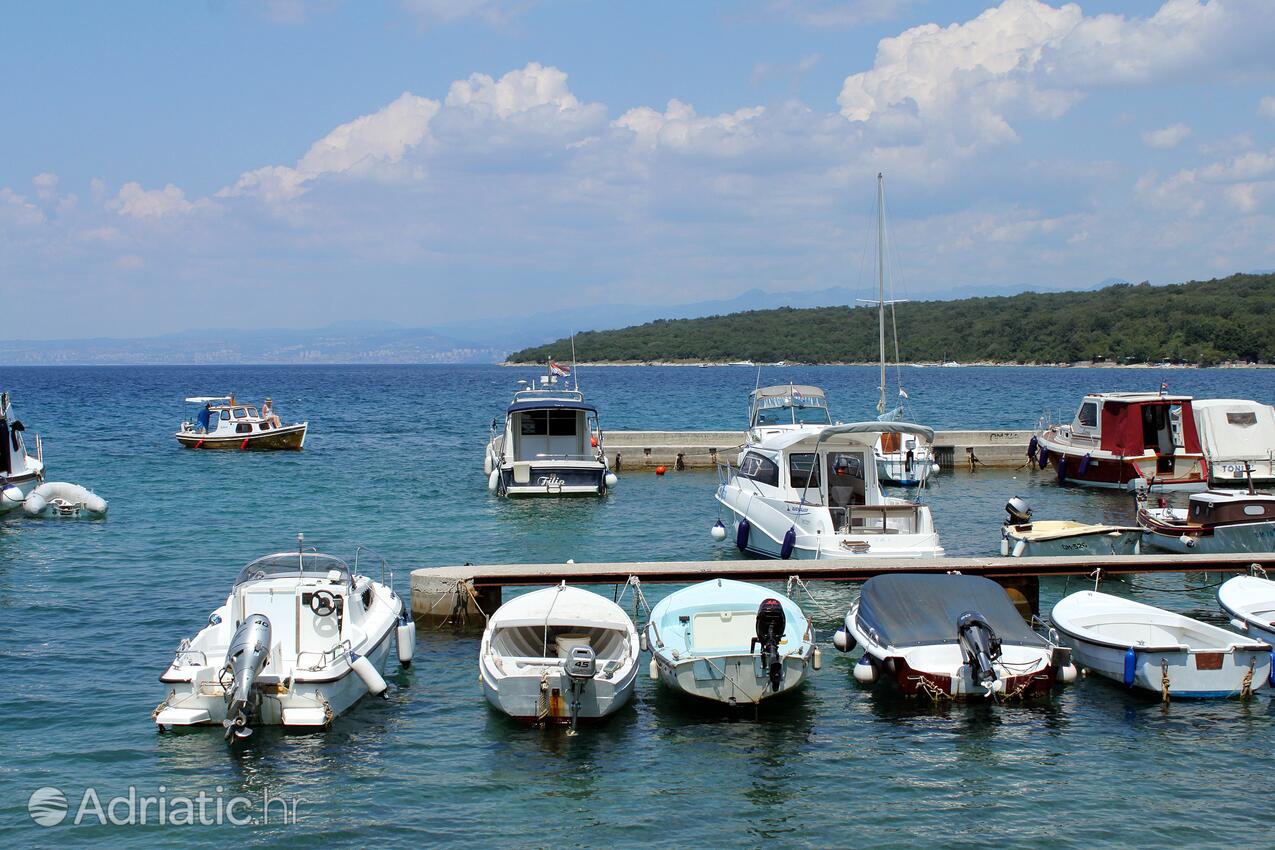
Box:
196;403;212;433
261;397;281;429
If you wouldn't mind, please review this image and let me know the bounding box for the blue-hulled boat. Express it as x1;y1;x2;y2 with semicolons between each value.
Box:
644;579;818;706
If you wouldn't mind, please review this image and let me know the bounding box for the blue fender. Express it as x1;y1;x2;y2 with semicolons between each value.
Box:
735;518;751;552
1038;446;1050;470
1078;453;1091;475
1056;457;1068;483
1123;647;1137;687
1027;435;1039;459
780;526;797;560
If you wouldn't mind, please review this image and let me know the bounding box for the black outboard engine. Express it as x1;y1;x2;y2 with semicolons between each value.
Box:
1004;497;1032;526
751;598;787;693
956;610;1002;689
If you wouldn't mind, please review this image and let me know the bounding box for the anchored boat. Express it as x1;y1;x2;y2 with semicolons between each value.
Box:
1034;391;1207;490
1050;590;1270;699
745;384;834;446
485;363;616;497
176;396;307;450
836;574;1074;699
0;391;45;513
1191;399;1275;489
1137;490;1275;554
155;541;412;740
21;481;107;519
479;584;638;729
716;422;943;560
645;579;818;707
1000;497;1140;557
1217;574;1275;647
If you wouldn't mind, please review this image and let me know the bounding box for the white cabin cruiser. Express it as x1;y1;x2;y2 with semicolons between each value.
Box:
1191;399;1275;488
485;366;615;497
716;422;943;560
745;384;833;446
1138;489;1275;554
155;544;413;741
479;584;638;729
1051;591;1269;699
0;391;45;513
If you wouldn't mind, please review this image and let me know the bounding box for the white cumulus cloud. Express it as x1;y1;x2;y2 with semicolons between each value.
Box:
1142;122;1192;149
110;182;194;219
1260;96;1275;119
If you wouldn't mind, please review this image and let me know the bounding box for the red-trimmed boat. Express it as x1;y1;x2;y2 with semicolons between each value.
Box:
1035;391;1207;490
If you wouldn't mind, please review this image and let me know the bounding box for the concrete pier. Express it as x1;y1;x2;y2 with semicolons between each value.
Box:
410;552;1274;629
604;429;1035;471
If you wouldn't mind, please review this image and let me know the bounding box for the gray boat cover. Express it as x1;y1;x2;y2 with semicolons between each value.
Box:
856;574;1048;649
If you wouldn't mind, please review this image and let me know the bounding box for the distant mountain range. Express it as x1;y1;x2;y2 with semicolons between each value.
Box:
0;276;1187;365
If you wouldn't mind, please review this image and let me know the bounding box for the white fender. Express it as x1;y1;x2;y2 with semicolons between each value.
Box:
853;656;877;684
487;470;500;492
604;472;618;489
999;537;1010;557
483;453;493;476
812;647;822;671
1058;663;1078;684
649;658;659;680
396;618;416;667
0;484;23;513
1012;539;1027;558
710;523;727;542
1179;534;1196;549
349;651;388;697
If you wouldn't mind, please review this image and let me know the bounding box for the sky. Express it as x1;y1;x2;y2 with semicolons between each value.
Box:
2;0;1274;339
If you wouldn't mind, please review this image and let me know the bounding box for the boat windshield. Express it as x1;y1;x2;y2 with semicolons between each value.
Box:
233;553;352;587
752;397;831;426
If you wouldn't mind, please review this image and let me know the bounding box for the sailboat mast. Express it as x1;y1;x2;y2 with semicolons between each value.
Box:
876;172;887;415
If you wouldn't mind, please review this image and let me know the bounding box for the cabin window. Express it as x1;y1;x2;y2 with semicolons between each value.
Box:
548;410;578;436
794;406;831;425
1191;502;1210;520
236;423;252;434
755;408;789;426
219;409;231;421
246;407;259;419
520;411;547;436
232;408;248;419
1077;402;1097;427
739;452;779;487
1243;504;1267;516
789;453;820;489
1227;412;1258;427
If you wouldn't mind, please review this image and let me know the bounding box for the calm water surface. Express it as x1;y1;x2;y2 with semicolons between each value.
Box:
1;364;1273;848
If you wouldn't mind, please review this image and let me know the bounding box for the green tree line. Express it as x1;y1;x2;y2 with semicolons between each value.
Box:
510;274;1275;366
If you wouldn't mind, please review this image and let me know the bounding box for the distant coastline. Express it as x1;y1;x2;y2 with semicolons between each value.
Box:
503;359;1275;369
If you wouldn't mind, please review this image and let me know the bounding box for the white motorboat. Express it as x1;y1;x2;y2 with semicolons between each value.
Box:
1138;490;1275;554
836;574;1075;699
715;422;943;560
479;584;638;728
999;497;1140;557
176;395;307;450
155;542;412;740
1034;391;1207;490
1191;399;1275;488
1217;575;1275;647
0;391;45;513
865;173;939;487
645;579;817;707
1050;591;1270;699
745;384;833;446
484;362;616;497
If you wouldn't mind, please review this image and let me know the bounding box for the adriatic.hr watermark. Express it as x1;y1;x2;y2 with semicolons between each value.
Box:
27;785;303;827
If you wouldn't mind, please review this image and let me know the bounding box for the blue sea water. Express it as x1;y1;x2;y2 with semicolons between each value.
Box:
2;364;1274;848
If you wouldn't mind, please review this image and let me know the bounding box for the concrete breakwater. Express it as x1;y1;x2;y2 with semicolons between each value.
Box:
603;429;1035;470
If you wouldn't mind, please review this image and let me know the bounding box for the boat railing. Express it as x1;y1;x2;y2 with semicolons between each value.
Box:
298;639;354;672
530;452;601;462
831;503;922;535
170;640;207;668
354;545;394;587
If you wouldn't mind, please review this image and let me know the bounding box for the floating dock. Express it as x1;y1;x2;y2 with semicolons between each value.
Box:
604;429;1035;470
411;552;1275;628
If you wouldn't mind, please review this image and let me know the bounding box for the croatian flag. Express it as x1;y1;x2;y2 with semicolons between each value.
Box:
550;361;571;377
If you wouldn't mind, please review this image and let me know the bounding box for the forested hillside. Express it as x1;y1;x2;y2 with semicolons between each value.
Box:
511;274;1275;366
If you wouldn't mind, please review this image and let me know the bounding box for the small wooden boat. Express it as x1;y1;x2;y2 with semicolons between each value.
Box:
1138;490;1275;554
479;584;638;729
1051;591;1270;698
645;579;817;706
1000;498;1140;557
837;573;1074;699
1217;575;1275;647
176;396;307;451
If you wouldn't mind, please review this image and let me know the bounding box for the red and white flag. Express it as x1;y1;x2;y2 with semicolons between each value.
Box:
550;360;571;377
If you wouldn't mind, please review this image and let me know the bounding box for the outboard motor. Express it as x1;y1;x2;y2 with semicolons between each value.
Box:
221;614;272;741
564;645;597;732
1004;497;1032;526
751;598;787;693
956;611;1002;690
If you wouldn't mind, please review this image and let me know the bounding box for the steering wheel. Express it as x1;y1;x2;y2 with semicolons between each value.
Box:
310;590;337;617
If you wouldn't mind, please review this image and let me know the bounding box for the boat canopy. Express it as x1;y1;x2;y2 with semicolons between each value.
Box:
763;421;934;453
1192;399;1275;463
856;574;1048;649
491;585;630;630
506;399;597;414
1099;396;1202;456
751;384;827;403
185;396;232;404
234;552;352;588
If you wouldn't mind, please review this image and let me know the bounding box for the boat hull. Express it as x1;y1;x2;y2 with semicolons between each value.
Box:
866;654;1056;699
1140;519;1275;555
480;665;636;723
0;466;43;514
729;513;943;560
1035;433;1206;490
651;649;812;706
1002;524;1141;558
155;624;396;729
1055;631;1269;697
1217;576;1275;647
496;463;607;497
176;423;307;451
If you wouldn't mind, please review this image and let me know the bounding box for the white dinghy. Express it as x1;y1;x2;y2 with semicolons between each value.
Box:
1000;497;1139;557
1051;591;1270;699
22;481;108;519
1217;574;1275;648
155;540;413;741
479;583;639;729
645;579;818;707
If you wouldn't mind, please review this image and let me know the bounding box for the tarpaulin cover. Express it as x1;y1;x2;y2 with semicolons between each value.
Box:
855;574;1048;649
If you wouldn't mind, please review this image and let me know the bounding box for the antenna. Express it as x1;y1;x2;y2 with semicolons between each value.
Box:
571;332;579;393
